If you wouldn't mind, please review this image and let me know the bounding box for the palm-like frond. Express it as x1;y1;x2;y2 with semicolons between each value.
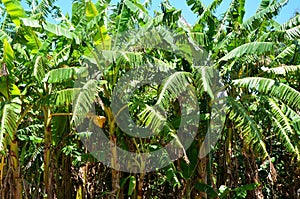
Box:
2;0;26;26
44;67;87;84
24;145;43;170
138;103;190;163
242;0;288;32
197;0;223;22
233;77;300;110
193;66;214;99
137;71;196;134
271;102;300;140
55;88;81;106
280;103;300;121
3;39;15;71
267;98;299;158
18;26;42;54
283;25;300;41
281;14;300;29
274;44;296;61
138;104;168;134
215;0;243;40
156;72;192;107
292;118;300;134
263;65;300;75
34;0;57;18
186;0;206;16
226;0;245;24
124;0;151;23
71;0;85;25
256;0;272;13
17;124;43;135
99;50;146;68
206;0;224;13
71;79;99;126
280;14;300;40
43;22;79;44
228;98;268;159
110;0;133;46
214;31;236;51
0;101;21;151
33;56;46;82
21;18;80;44
89;48;173;75
123;25;179;53
220;42;275;61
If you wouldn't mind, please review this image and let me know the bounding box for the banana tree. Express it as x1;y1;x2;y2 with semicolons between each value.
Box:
185;0;300;197
0;0;299;198
0;39;23;199
0;0;88;198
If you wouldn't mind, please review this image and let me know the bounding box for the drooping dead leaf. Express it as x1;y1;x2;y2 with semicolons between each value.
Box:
92;115;106;128
0;63;9;77
86;113;106;128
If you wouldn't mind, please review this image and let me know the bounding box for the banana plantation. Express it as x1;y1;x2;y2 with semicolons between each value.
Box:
0;0;300;198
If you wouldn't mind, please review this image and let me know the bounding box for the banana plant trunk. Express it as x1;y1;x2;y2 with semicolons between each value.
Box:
137;173;145;199
10;137;22;199
0;155;4;197
43;106;53;199
197;156;208;198
110;134;121;198
244;150;264;199
225;126;233;187
107;106;121;198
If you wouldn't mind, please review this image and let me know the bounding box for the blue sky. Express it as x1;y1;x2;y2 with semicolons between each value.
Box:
22;0;299;24
169;0;299;24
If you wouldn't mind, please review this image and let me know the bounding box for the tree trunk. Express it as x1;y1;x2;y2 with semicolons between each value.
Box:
137;173;144;199
0;155;5;198
244;151;264;199
110;134;121;198
63;156;72;199
225;126;233;187
10;139;22;199
43;107;52;199
197;157;208;198
105;104;121;198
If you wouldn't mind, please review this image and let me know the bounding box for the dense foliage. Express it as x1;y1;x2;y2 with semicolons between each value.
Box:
0;0;300;198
